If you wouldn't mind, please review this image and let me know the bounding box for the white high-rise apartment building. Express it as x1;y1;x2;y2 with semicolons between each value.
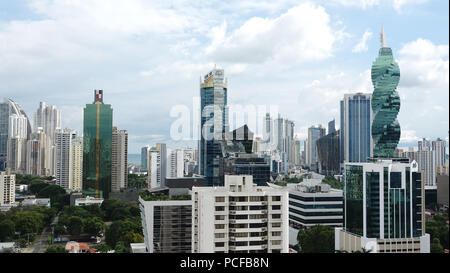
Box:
71;137;83;191
432;138;446;170
169;149;184;178
418;138;431;151
0;171;15;205
26;128;51;176
112;127;128;192
192;175;289;253
55;129;77;191
1;99;31;171
6;137;27;174
34;102;61;140
147;144;167;188
148;149;161;189
8;114;29;140
416;150;436;187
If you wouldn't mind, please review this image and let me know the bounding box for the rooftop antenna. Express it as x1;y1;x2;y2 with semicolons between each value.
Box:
380;25;387;48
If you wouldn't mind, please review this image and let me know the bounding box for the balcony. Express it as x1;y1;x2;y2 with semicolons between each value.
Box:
230;218;267;224
229;236;249;242
229;210;250;215
229;227;267;233
270;217;282;223
230;201;267;206
229;244;267;251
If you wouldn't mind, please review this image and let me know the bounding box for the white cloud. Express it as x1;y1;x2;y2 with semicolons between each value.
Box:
206;3;339;65
328;0;429;12
398;38;449;88
400;129;420;143
28;0;195;35
353;30;373;53
392;0;429;12
433;105;445;112
330;0;380;9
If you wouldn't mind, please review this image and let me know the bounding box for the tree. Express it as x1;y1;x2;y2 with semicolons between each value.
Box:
129;206;141;218
122;232;144;245
14;212;43;235
297;225;334;253
101;199;125;220
54;224;67;237
15;238;28;248
95;244;112;253
82;205;104;218
111;207;132;221
105;221;124;248
29;182;49;195
114;241;130;253
67;216;83;235
0;219;15;242
84;217;105;237
322;176;342;189
430;238;444;253
45;245;67;253
426;213;449;250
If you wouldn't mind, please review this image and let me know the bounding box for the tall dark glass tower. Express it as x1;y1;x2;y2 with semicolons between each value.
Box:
83;90;113;198
371;27;401;158
199;68;228;186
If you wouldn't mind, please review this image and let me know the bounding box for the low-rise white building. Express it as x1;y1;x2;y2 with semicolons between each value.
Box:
282;179;343;229
192;175;289;253
130;243;148;253
15;184;28;193
75;196;104;206
22;198;51;207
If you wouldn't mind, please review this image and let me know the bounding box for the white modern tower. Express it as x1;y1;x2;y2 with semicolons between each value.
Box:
34;102;61;140
71;137;83;191
55;129;77;191
111;127;128;192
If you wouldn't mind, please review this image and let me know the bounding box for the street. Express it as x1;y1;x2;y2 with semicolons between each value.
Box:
30;212;60;253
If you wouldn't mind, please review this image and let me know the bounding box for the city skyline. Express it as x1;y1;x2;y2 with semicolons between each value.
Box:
0;1;448;154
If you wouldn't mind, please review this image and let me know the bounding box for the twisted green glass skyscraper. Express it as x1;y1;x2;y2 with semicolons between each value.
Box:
371;27;401;158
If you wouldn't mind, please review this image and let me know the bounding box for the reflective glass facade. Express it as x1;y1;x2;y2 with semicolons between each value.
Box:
317;130;340;176
366;172;380;238
199;69;228;186
345;161;424;240
344;165;363;236
371;47;401;158
340;94;372;163
83;101;113;198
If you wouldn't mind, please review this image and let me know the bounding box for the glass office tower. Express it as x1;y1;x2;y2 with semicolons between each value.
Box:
83;90;113;198
199;68;228;186
340;93;373;164
371;27;401;158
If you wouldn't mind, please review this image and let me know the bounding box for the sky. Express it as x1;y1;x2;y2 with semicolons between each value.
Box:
0;0;448;154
